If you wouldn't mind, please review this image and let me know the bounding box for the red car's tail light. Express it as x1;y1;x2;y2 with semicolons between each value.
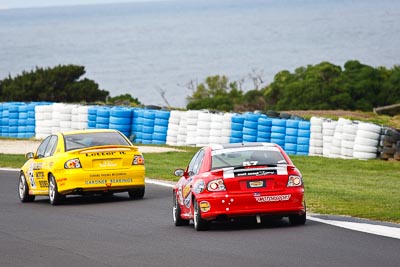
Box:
207;179;226;192
287;175;303;187
64;158;82;169
133;155;144;165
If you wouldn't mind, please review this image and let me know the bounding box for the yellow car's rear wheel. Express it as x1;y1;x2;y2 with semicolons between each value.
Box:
49;174;64;205
128;187;145;200
18;173;35;203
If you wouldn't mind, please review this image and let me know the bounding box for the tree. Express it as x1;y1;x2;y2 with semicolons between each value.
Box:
107;93;141;106
0;65;109;102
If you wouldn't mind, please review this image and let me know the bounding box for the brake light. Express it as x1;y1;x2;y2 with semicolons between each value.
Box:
287;175;303;187
207;179;226;192
64;158;82;169
133;155;144;165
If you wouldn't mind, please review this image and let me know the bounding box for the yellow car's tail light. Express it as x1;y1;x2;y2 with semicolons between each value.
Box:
133;155;144;165
64;158;82;169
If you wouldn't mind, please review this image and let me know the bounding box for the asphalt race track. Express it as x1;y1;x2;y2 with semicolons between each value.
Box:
1;170;399;267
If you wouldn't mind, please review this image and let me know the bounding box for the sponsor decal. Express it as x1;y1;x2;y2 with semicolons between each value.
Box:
236;170;277;177
85;151;126;157
39;180;48;188
254;194;291;202
200;201;211;212
84;178;132;185
248;180;265;188
32;163;43;170
99;160;117;167
36;172;45;179
28;164;36;189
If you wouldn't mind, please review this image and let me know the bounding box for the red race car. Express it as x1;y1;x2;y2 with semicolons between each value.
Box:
172;142;306;230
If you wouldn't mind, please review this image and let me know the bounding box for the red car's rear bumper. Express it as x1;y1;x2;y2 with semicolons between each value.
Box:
195;188;305;221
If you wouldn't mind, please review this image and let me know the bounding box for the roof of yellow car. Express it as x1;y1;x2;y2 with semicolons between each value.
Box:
60;129;120;136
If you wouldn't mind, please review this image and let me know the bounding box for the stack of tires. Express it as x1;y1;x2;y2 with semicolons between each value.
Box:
152;110;170;144
109;107;132;137
196;112;211;146
297;121;311;155
1;103;11;137
71;105;88;130
341;122;358;159
230;114;245;143
208;113;223;144
309;117;324;156
166;110;182;146
131;109;144;143
142;110;155;144
185;110;200;146
25;103;36;138
353;122;381;160
379;127;400;160
177;112;188;146
220;113;232;144
35;104;53;139
270;119;286;147
322;120;337;157
57;104;75;133
284;119;299;155
96;107;110;129
329;118;352;158
257;117;272;142
242;113;260;142
87;106;98;129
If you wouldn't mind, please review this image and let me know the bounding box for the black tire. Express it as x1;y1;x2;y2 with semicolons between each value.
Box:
128;187;145;200
193;199;210;231
18;173;35;203
289;212;306;226
173;194;189;226
49;174;64;205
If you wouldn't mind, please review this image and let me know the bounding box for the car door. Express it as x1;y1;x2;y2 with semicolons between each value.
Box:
30;135;58;192
180;149;205;213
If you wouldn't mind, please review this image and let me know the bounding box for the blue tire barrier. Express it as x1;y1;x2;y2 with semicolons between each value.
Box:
258;117;272;126
155;110;170;119
297;137;310;145
285;136;298;144
88;114;97;121
298;121;311;130
143;118;155;127
88;107;98;115
154;118;169;127
230;137;243;143
257;137;270;142
9;119;18;127
96;123;109;129
286;119;299;128
152;133;167;141
96;116;110;124
243;127;257;136
257;125;271;132
144;111;156;119
153;125;168;133
243;134;257;142
272;118;286;127
110;107;132;118
285;143;297;151
243;120;258;129
97;108;110;117
231;115;245;123
231;130;243;138
110;116;131;125
285;128;298;136
231;122;244;131
257;131;271;139
298;129;311;138
270;138;285;147
297;145;310;153
245;113;260;122
271;132;285;139
271;126;286;134
142;126;154;134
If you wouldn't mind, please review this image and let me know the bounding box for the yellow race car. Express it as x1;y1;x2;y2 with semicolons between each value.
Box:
18;129;145;205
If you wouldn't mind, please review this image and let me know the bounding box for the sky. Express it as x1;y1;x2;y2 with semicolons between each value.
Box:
0;0;162;9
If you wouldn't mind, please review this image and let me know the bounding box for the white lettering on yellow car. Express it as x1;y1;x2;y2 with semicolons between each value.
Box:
254;194;291;202
28;163;36;189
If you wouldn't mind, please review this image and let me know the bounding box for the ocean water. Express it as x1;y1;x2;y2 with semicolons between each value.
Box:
1;0;399;107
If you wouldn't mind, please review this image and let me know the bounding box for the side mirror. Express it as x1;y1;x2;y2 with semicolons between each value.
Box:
174;169;185;177
25;152;35;159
